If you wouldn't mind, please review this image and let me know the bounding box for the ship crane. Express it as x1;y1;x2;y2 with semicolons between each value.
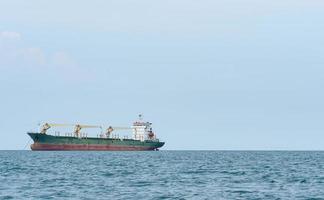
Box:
105;126;134;138
40;123;102;137
74;124;102;137
40;123;74;134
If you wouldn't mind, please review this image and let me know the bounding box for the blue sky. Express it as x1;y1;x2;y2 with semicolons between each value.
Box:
0;0;323;150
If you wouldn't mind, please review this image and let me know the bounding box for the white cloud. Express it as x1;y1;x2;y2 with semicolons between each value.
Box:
0;31;21;40
0;31;77;70
22;47;46;65
0;30;90;82
0;31;23;67
0;31;46;68
49;51;95;82
51;51;77;69
1;1;323;36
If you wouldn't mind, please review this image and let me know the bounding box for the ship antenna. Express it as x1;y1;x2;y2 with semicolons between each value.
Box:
139;114;143;121
37;122;41;132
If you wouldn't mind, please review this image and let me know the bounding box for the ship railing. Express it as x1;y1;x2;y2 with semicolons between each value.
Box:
63;132;74;137
79;132;88;138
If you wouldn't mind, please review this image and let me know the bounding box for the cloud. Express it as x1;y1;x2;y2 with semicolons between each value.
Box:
0;30;91;82
0;31;44;68
49;51;96;82
1;0;323;36
0;31;74;69
0;31;23;67
0;31;21;40
51;51;77;69
22;47;46;65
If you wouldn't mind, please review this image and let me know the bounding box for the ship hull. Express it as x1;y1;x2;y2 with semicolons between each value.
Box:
28;132;164;151
31;143;157;151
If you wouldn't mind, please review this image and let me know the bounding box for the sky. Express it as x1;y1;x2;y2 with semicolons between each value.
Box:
0;0;323;150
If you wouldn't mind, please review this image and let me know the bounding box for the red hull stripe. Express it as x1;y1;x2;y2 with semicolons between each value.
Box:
31;143;156;151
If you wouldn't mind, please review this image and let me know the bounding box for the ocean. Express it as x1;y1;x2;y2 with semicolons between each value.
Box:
0;151;323;199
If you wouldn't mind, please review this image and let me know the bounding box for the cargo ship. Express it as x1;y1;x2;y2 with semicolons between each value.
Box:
27;116;165;151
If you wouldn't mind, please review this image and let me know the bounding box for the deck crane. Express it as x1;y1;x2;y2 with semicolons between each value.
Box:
74;124;102;137
40;123;74;134
40;123;102;137
105;126;134;138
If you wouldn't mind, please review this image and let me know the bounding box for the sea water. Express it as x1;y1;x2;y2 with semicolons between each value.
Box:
0;151;323;199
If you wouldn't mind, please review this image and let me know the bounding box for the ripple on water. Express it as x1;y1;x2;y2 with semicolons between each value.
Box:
0;151;323;199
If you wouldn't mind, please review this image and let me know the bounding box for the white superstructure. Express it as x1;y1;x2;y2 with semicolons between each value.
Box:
132;121;153;141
